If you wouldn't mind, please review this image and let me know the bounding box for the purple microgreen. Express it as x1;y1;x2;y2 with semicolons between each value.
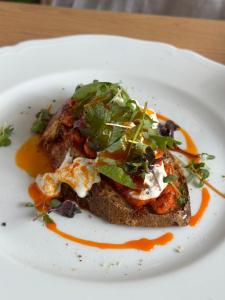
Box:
159;120;179;138
55;200;81;218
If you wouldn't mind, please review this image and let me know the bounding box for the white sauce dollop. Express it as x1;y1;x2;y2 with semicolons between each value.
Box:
36;157;100;198
128;163;168;200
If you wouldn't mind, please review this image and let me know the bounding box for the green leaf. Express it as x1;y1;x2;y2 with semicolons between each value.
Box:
72;81;128;117
199;168;210;180
201;153;215;160
43;214;55;225
123;161;143;174
96;164;136;189
24;202;34;207
0;124;14;147
108;126;125;146
193;179;204;188
31;109;51;134
186;174;195;183
49;199;61;209
177;197;186;206
193;162;205;169
31;121;46;134
185;159;211;189
163;175;177;183
149;135;182;150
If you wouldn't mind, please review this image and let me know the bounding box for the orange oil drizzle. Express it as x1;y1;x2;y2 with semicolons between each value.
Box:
28;182;173;251
28;182;51;211
14;114;221;251
16;135;53;177
46;223;173;251
189;187;210;226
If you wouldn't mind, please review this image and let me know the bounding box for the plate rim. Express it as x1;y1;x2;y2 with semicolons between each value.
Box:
0;33;225;299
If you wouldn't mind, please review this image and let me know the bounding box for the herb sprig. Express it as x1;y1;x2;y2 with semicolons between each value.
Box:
31;108;52;134
185;153;215;188
0;124;14;147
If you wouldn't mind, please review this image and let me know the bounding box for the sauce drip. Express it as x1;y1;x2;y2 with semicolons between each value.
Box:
28;182;174;251
28;182;51;211
189;188;210;226
16;135;53;177
46;223;173;251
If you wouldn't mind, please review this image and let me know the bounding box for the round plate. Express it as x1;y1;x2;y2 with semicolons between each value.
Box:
0;35;225;300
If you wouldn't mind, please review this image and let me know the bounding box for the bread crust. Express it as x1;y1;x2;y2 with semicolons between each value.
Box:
40;107;191;227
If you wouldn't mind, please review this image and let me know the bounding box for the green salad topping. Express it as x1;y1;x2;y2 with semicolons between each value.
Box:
71;80;182;189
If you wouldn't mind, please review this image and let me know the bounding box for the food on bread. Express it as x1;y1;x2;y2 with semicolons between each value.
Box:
37;81;191;227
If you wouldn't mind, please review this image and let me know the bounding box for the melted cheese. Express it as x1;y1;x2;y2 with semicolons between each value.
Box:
36;157;100;198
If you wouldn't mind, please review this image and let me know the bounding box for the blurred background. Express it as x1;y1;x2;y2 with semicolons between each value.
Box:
3;0;225;19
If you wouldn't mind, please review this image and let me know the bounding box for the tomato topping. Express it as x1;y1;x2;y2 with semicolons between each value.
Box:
69;128;85;145
150;184;177;214
83;143;97;159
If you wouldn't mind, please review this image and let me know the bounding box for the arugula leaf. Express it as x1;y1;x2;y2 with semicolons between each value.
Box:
72;81;129;117
148;135;182;150
31;109;51;134
163;175;177;183
0;124;14;147
123;161;143;175
96;164;136;189
108;126;125;146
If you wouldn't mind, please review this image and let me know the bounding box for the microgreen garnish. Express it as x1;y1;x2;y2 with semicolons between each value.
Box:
185;153;215;188
54;200;81;218
200;153;215;160
158;120;179;137
177;185;187;207
42;213;55;225
33;212;55;224
163;175;177;183
49;199;61;209
31;108;52;134
24;202;35;207
185;162;210;188
177;196;186;206
131;102;147;143
0;124;14;147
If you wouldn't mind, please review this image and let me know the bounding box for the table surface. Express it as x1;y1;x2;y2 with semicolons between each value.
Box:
0;2;225;64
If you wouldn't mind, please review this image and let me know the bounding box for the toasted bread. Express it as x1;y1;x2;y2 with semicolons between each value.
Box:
40;105;191;227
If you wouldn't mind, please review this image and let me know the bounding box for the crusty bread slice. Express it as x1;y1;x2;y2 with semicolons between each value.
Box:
40;107;191;227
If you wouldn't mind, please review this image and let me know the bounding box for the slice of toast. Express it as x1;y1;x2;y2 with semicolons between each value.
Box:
40;106;191;227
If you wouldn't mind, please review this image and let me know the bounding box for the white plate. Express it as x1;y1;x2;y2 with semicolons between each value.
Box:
0;35;225;300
